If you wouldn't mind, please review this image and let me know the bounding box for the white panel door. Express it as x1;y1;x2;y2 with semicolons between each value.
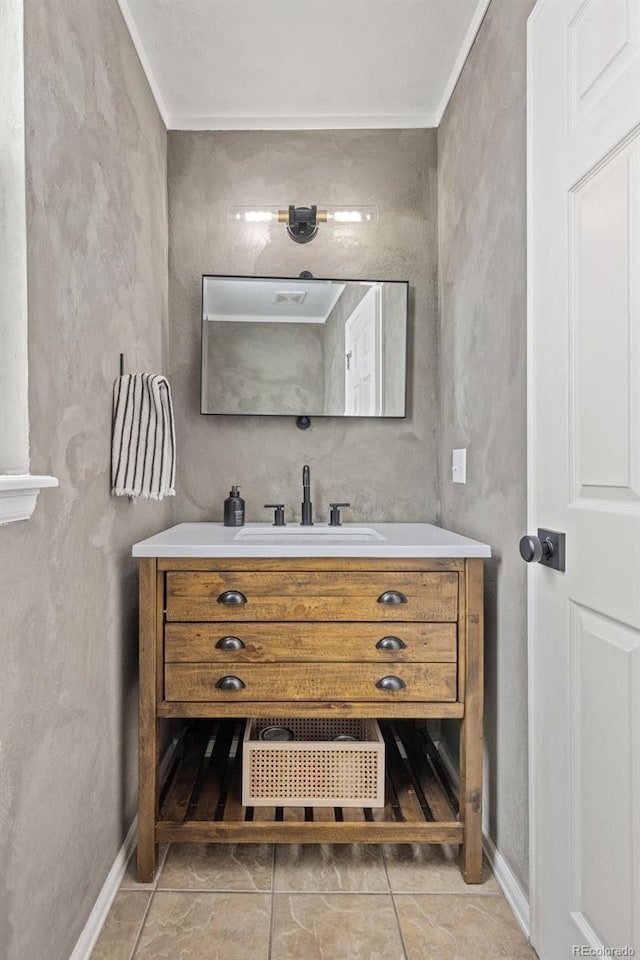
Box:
528;1;640;958
344;286;382;415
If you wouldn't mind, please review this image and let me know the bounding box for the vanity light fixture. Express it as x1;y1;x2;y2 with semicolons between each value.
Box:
228;205;378;244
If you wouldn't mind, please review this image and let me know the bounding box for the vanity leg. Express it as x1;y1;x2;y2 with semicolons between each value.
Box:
137;558;159;882
460;559;484;883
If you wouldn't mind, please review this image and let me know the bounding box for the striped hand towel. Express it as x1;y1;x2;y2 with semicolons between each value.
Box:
111;374;176;500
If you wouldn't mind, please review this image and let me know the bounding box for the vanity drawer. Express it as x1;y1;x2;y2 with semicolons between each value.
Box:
165;571;458;622
164;622;457;663
164;661;457;703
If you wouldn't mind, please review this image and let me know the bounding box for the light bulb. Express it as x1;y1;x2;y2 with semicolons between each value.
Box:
244;210;277;222
228;206;281;224
325;206;377;224
331;211;362;222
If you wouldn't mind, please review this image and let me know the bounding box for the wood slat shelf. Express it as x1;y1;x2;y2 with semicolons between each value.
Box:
156;718;462;845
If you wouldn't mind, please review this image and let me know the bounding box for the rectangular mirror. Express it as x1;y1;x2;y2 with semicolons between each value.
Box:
201;275;408;417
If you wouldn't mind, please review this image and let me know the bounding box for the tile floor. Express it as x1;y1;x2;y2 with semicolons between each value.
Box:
90;842;538;960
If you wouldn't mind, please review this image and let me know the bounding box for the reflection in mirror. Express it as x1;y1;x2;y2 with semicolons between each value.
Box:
201;275;408;417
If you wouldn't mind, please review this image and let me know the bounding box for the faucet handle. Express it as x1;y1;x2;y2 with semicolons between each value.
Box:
264;503;286;526
329;502;350;527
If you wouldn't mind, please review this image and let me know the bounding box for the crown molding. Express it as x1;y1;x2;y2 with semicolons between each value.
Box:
117;0;169;128
435;0;492;125
167;113;439;131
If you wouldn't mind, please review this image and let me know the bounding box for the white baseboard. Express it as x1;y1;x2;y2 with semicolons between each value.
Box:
68;735;180;960
67;815;139;960
482;827;531;939
435;739;531;941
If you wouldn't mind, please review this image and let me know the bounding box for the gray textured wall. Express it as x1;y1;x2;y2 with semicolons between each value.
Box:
167;130;438;525
0;2;169;959
205;318;325;414
438;0;535;893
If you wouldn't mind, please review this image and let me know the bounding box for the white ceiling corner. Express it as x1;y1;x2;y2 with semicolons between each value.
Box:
119;0;491;131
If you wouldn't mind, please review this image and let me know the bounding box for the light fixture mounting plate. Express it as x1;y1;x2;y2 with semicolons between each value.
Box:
287;205;318;244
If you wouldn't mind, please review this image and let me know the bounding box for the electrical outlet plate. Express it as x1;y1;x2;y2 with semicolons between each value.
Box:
452;448;467;484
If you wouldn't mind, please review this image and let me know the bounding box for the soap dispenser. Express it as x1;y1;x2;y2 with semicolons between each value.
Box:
223;485;245;526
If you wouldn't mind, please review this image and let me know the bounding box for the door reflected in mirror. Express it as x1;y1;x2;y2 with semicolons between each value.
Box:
201;275;408;418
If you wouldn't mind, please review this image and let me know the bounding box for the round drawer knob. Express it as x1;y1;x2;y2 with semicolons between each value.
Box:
215;675;246;691
377;590;407;605
376;636;407;651
215;635;245;651
375;675;406;692
217;590;247;605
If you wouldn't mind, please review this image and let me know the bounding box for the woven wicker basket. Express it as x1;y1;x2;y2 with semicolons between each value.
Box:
242;717;385;808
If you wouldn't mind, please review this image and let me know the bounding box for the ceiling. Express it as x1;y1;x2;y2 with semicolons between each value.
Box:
118;0;490;130
203;277;347;323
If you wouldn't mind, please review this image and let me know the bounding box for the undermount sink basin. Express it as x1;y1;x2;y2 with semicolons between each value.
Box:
234;525;387;542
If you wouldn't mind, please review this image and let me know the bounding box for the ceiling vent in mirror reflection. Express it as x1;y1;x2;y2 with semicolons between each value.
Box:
274;291;307;305
201;274;408;419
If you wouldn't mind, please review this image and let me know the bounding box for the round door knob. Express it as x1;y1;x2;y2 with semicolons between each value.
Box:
519;535;543;563
519;535;554;563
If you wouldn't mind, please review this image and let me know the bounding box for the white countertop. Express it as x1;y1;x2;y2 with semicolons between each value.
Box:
132;522;491;559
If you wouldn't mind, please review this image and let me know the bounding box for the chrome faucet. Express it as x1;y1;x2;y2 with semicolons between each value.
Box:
301;464;313;525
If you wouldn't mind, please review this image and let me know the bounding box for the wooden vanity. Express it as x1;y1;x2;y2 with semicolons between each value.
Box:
134;524;488;884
